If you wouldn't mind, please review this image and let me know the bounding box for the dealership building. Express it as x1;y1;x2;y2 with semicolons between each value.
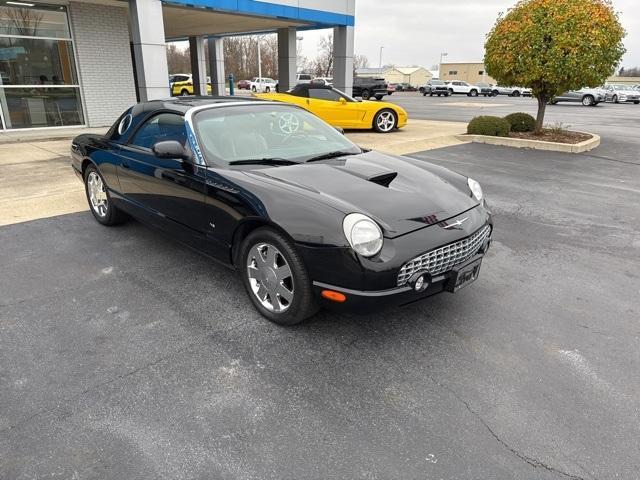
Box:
0;0;355;131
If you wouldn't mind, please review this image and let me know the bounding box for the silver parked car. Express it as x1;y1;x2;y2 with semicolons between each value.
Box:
549;88;604;106
493;85;530;97
604;84;640;104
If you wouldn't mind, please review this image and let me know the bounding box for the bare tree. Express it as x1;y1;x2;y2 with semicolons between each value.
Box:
167;43;190;74
223;34;278;80
311;34;334;77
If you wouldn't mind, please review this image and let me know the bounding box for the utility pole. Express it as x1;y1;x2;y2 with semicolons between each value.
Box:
379;46;384;68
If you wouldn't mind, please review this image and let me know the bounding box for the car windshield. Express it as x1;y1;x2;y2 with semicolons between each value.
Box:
192;104;361;165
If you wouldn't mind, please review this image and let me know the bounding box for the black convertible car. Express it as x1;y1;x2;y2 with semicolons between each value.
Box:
71;97;492;325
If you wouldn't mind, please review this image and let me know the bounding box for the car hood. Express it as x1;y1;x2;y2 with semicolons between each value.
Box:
245;151;478;238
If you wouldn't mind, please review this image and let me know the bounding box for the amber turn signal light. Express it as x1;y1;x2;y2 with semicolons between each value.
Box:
321;290;347;303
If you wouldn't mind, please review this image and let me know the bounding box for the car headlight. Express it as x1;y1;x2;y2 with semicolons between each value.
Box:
468;178;483;201
343;213;383;257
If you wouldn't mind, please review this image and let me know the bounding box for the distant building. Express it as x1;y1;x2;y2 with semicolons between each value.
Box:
356;66;433;87
439;62;496;84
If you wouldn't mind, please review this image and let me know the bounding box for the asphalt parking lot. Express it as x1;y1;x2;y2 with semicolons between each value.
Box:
1;95;639;479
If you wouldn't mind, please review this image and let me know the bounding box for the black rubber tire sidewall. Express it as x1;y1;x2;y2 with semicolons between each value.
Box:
240;227;318;326
84;164;126;226
361;89;371;100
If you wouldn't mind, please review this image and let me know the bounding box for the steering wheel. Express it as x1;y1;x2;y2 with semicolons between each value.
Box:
278;113;300;135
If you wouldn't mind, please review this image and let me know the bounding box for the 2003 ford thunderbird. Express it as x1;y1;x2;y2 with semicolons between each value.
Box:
71;97;493;325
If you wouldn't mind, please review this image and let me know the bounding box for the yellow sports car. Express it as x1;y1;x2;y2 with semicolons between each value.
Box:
256;84;408;133
172;79;212;96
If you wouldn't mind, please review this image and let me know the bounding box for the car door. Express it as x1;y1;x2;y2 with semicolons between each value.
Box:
115;112;209;248
306;88;364;128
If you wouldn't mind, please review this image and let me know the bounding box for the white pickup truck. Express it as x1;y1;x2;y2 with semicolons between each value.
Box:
250;77;277;93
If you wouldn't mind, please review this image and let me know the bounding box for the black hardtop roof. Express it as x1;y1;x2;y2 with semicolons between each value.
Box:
132;96;264;115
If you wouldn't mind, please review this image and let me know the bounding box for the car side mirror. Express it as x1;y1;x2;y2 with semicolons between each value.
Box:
339;97;347;105
152;140;192;162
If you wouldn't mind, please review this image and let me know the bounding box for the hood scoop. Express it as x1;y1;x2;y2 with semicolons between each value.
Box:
367;171;398;188
333;158;399;188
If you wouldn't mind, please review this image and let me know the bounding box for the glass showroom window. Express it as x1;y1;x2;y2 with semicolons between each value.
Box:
0;2;84;129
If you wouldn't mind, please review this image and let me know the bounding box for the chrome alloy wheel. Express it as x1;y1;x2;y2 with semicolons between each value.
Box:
376;111;396;132
87;171;108;217
246;242;294;313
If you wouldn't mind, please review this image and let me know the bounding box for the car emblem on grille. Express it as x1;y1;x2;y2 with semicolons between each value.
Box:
442;217;469;230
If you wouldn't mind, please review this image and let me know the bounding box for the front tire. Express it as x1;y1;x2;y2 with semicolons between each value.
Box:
582;95;594;106
84;164;127;226
180;89;189;96
373;108;397;133
251;86;257;93
361;89;371;100
469;89;478;97
265;86;271;93
375;94;384;101
240;228;317;325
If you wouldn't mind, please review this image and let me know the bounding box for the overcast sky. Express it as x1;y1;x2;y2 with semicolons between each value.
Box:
299;0;639;70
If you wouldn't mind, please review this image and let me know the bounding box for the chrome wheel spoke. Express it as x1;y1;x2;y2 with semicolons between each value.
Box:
247;265;260;280
253;246;267;268
257;283;269;301
265;246;277;268
275;264;291;281
276;283;293;303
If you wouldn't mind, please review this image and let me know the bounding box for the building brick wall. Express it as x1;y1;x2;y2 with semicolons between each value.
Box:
69;2;137;127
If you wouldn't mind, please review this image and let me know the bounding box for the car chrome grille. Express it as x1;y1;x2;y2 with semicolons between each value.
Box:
397;225;491;286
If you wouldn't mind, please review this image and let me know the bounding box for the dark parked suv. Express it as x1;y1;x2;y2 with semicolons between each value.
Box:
352;77;388;100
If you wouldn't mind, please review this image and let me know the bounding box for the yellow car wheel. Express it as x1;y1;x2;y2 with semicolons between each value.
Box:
373;109;397;133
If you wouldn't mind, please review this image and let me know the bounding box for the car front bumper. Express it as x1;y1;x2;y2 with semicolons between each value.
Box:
301;206;492;313
312;252;488;313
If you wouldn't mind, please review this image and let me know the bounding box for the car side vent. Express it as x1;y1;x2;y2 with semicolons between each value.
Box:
368;172;397;188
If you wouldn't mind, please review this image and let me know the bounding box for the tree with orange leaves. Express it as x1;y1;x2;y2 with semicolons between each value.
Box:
485;0;625;133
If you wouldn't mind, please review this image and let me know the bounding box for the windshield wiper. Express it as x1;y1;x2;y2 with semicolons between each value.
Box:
228;158;297;166
305;150;361;163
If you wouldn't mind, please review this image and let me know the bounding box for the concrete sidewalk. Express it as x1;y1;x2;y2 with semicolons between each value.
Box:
0;119;468;226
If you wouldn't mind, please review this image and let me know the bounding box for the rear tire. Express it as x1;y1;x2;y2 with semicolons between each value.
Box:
469;89;478;97
448;89;454;96
375;94;384;101
361;89;371;100
180;89;189;96
265;86;271;93
84;164;127;226
613;94;618;103
240;228;318;325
